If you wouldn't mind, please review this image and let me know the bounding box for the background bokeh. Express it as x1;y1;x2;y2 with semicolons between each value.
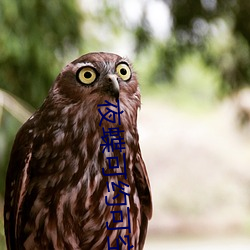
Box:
1;0;250;248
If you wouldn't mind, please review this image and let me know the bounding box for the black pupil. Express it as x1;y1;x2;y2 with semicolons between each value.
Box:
120;68;127;75
84;71;92;79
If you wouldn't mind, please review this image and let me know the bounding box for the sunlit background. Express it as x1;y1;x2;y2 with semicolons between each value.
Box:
1;0;250;249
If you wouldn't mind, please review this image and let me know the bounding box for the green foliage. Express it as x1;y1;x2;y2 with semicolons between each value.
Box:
0;201;6;250
170;0;250;93
136;46;220;112
171;53;221;110
0;0;82;108
134;0;250;96
207;21;250;95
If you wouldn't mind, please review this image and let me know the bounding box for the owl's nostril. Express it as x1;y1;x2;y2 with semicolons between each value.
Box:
107;75;118;83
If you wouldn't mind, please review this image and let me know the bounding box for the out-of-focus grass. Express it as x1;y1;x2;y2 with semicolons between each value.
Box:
136;50;221;114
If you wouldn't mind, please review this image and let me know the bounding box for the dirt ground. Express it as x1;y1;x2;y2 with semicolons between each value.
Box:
144;237;250;250
138;98;250;243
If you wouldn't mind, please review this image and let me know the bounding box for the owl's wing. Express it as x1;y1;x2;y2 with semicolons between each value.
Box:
4;121;34;249
134;147;152;249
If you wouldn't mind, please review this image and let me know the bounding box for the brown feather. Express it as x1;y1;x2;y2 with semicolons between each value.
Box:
4;52;152;250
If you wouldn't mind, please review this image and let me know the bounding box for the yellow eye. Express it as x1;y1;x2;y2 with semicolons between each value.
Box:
116;63;131;81
77;67;97;85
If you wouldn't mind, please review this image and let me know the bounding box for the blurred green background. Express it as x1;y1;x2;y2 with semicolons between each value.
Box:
1;0;250;249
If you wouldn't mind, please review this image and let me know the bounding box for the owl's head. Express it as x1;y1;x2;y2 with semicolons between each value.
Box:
51;52;141;110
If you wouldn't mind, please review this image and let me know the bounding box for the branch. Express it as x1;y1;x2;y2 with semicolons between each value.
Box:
0;89;34;124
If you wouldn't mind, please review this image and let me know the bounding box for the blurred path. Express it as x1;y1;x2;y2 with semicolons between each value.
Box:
138;99;250;236
145;238;250;250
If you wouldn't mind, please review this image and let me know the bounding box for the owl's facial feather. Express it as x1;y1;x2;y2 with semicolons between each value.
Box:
53;52;139;106
45;52;141;135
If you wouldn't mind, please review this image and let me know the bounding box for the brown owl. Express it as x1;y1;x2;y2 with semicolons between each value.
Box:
4;52;152;249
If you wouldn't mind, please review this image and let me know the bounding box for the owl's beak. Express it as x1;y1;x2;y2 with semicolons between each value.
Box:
107;74;119;100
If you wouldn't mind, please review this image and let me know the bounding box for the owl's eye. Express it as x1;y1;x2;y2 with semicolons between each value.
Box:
116;63;131;81
77;67;97;85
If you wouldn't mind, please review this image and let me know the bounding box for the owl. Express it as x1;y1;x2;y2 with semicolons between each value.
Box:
4;52;152;249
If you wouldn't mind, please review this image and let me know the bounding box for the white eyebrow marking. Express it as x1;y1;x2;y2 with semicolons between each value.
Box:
62;62;95;74
74;62;95;71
